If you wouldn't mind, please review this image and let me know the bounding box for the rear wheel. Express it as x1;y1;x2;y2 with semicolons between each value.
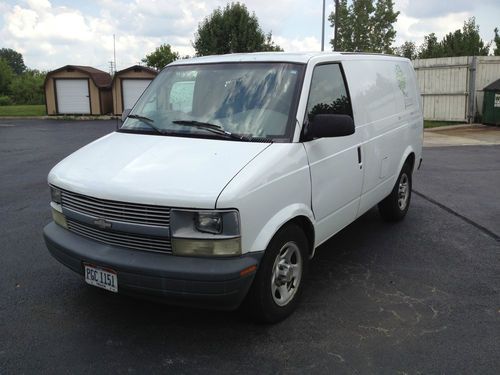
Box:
244;223;308;323
378;162;412;222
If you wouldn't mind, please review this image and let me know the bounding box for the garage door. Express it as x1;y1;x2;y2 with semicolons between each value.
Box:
122;79;151;110
55;79;91;114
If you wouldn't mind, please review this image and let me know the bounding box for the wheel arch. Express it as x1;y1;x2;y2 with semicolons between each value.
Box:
249;204;316;258
290;215;316;258
395;147;416;180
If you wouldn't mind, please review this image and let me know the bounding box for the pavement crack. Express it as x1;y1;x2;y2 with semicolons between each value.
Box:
358;325;392;336
327;352;346;363
413;189;499;242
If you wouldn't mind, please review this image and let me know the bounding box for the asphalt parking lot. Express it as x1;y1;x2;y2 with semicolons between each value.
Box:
1;119;499;374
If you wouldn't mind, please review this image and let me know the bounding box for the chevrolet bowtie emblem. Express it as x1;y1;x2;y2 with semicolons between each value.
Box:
93;218;112;230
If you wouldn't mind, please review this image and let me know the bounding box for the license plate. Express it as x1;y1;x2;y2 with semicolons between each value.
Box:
84;264;118;293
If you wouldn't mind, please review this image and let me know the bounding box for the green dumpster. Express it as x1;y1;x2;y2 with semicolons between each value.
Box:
482;78;500;125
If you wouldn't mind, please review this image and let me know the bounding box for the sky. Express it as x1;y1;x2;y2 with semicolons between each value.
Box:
0;0;499;72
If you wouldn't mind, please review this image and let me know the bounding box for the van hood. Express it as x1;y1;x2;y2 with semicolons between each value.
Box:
48;132;271;208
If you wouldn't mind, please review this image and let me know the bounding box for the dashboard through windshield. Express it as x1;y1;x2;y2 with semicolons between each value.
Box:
120;62;305;142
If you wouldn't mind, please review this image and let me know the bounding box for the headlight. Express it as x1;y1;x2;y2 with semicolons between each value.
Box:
195;212;222;234
170;209;241;257
50;186;62;204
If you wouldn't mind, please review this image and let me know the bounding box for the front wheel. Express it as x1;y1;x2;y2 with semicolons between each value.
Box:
378;162;412;222
244;223;309;323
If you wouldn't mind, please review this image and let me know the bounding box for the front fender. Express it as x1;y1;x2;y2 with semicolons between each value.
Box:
249;204;315;254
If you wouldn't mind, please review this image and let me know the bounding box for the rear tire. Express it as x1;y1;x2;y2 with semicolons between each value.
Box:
378;162;412;222
244;223;309;323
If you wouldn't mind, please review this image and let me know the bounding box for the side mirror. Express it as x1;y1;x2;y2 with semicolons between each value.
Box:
121;108;131;122
309;114;355;139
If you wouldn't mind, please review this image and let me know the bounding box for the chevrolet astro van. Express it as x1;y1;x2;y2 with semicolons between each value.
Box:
44;52;423;322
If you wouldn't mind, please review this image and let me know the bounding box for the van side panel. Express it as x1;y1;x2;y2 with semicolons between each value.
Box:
343;58;423;216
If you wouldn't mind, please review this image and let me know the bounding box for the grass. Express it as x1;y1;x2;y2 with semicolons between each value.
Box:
424;120;463;129
0;104;46;117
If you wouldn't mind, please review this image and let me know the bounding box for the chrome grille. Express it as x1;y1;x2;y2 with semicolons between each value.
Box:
61;189;170;227
67;219;172;253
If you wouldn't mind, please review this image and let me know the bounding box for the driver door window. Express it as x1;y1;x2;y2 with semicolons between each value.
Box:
305;64;352;123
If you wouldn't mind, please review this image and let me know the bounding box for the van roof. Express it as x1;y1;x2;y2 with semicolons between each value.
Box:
169;52;408;66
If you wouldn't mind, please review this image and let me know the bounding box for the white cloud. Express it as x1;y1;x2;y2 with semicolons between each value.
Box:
394;11;470;46
274;36;321;52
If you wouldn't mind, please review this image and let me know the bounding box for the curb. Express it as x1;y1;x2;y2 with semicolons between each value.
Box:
425;124;481;132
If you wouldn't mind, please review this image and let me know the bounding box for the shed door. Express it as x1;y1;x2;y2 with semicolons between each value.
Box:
55;79;91;114
122;79;151;110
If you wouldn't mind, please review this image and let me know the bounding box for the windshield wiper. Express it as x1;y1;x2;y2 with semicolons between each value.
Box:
127;114;166;135
172;120;251;141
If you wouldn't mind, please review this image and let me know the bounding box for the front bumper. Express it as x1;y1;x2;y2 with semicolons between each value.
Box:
43;222;262;310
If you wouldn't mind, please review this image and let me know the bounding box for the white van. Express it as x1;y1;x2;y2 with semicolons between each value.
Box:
44;52;423;322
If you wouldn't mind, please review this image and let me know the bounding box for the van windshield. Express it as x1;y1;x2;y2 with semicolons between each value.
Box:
120;62;304;142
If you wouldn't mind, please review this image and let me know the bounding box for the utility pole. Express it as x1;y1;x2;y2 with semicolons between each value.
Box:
321;0;325;51
113;34;117;74
333;0;339;51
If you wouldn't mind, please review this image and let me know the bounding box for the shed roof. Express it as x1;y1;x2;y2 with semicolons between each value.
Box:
114;65;158;76
46;65;112;88
483;78;500;91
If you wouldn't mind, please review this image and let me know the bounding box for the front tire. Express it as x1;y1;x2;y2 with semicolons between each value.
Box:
378;162;412;222
244;223;309;323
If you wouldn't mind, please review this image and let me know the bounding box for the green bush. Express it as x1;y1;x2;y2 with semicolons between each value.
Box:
9;69;46;105
0;95;12;106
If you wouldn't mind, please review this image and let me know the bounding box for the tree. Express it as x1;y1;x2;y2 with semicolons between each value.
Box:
493;27;500;56
141;44;179;71
329;0;351;51
329;0;399;53
351;0;375;52
9;69;46;105
193;2;282;56
261;32;283;52
0;48;26;75
417;33;442;59
370;0;399;53
441;18;489;56
395;41;417;60
418;18;489;58
0;58;14;96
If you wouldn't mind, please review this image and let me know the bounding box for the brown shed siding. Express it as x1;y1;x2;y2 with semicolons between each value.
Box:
45;66;113;115
100;88;113;115
112;67;158;115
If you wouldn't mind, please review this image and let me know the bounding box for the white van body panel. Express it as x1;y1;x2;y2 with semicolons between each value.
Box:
48;132;271;209
216;143;312;253
342;57;422;218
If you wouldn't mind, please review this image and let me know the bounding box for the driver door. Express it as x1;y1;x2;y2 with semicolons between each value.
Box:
303;63;363;245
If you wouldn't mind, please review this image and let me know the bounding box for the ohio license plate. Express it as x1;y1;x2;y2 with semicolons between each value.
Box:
84;264;118;293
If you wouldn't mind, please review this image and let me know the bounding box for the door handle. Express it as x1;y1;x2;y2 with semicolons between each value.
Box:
357;146;362;169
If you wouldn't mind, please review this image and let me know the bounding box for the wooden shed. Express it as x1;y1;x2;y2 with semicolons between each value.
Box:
45;65;112;115
112;65;158;115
